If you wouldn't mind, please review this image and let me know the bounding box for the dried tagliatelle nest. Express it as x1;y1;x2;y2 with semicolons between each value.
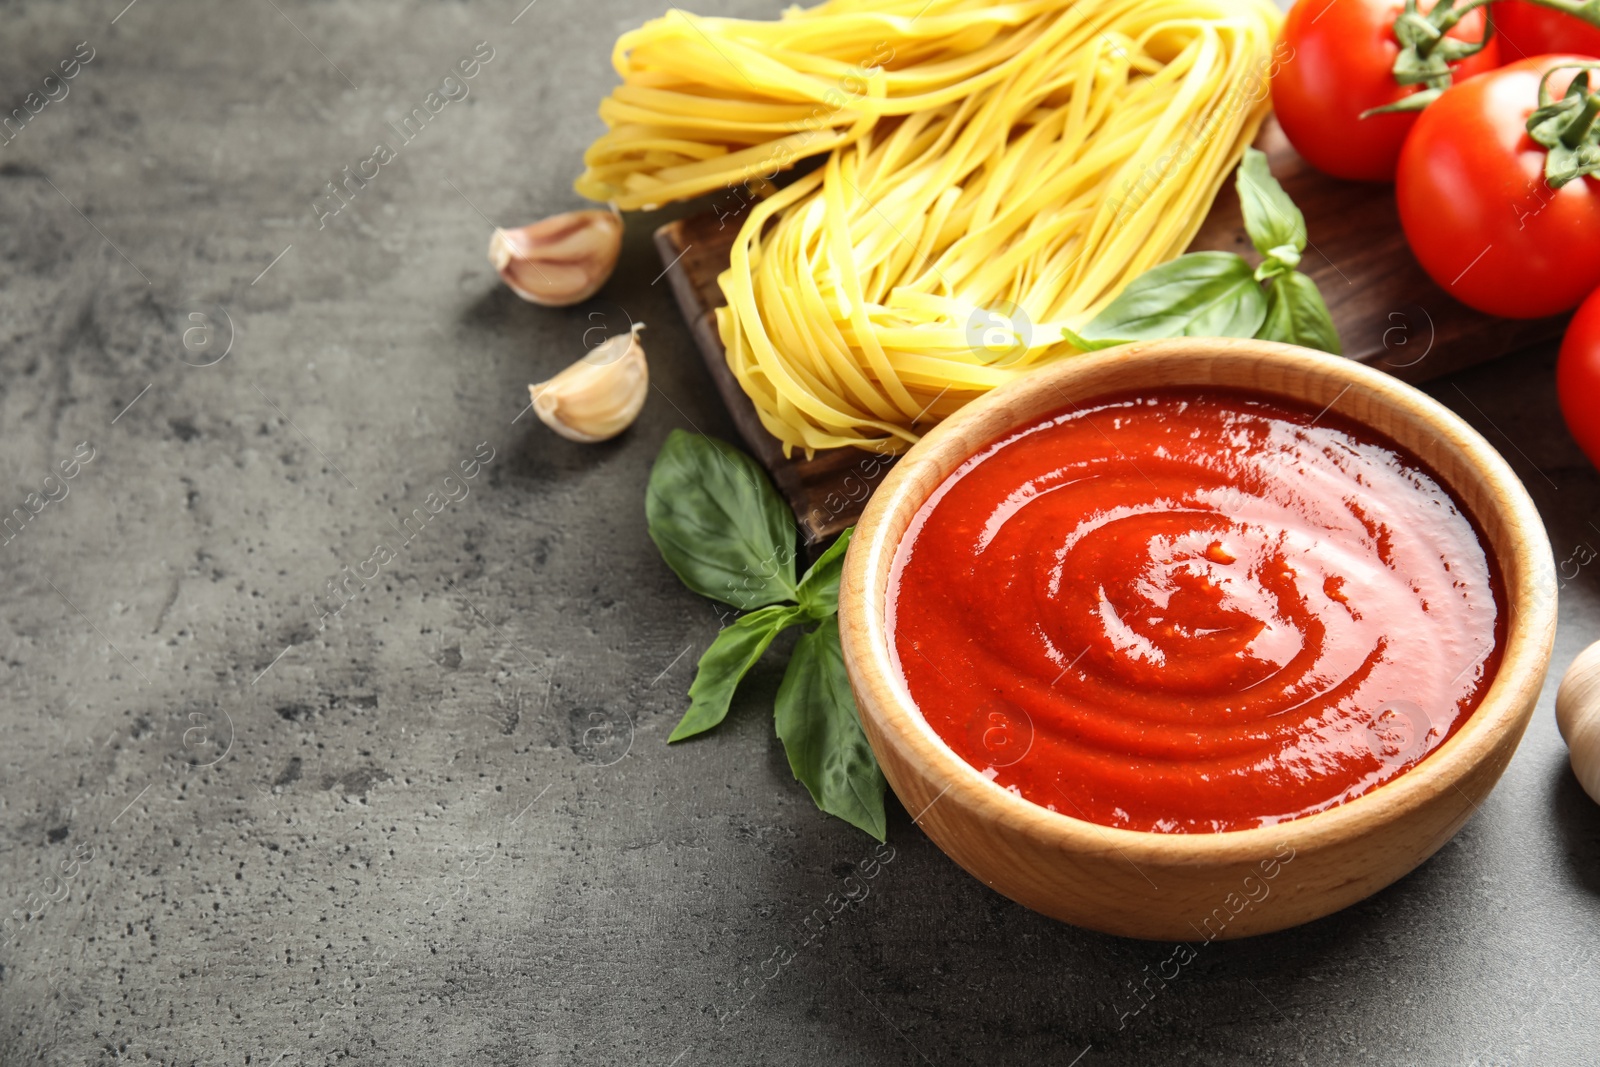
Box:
575;0;1282;454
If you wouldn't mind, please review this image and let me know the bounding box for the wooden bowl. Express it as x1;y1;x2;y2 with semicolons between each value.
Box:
838;337;1558;940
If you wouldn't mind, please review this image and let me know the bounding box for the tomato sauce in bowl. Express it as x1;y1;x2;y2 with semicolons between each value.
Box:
886;387;1506;833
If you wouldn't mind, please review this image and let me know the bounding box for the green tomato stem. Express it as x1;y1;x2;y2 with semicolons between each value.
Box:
1564;90;1600;149
1453;0;1600;23
1528;64;1600;186
1413;0;1464;58
1524;0;1600;22
1378;0;1600;121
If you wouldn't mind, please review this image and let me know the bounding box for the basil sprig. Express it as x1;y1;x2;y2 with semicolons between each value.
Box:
646;430;887;840
775;617;885;839
1063;252;1268;344
1063;148;1341;356
645;431;799;610
1236;147;1306;278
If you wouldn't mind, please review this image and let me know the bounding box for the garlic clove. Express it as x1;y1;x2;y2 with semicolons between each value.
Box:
1556;639;1600;805
490;208;622;307
529;325;647;443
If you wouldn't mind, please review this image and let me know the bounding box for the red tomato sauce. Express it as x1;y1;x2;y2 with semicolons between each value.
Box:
887;388;1505;833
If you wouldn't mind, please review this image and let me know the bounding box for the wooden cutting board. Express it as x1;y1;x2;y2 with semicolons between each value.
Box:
653;117;1567;545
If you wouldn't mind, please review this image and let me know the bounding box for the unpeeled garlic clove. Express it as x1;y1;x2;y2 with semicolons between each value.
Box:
529;325;647;442
490;208;622;306
1556;638;1600;805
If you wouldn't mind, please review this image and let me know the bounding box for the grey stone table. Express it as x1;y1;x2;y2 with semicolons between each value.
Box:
2;1;1598;1064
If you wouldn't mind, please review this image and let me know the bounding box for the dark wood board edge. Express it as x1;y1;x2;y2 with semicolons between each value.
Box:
652;222;891;546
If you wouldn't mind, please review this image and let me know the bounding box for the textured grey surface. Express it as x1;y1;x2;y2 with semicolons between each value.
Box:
1;1;1598;1064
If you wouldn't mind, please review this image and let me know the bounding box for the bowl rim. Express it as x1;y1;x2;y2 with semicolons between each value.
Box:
840;337;1558;864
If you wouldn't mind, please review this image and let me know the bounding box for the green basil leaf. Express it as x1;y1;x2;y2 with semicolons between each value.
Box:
796;527;854;620
1060;326;1130;352
1236;147;1307;259
1077;252;1267;342
646;430;798;609
774;617;887;840
1256;271;1343;356
670;604;805;742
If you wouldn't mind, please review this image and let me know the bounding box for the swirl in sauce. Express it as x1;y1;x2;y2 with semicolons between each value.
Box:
887;389;1505;833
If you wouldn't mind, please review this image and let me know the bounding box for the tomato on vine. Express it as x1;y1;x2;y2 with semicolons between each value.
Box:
1558;287;1600;469
1396;56;1600;318
1495;0;1600;61
1273;0;1499;182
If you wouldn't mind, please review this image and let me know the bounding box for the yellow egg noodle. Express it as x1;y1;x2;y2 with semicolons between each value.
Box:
579;0;1283;455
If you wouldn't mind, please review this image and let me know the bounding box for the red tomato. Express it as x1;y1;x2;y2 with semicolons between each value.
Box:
1396;55;1600;318
1273;0;1500;182
1495;1;1600;61
1558;287;1600;468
